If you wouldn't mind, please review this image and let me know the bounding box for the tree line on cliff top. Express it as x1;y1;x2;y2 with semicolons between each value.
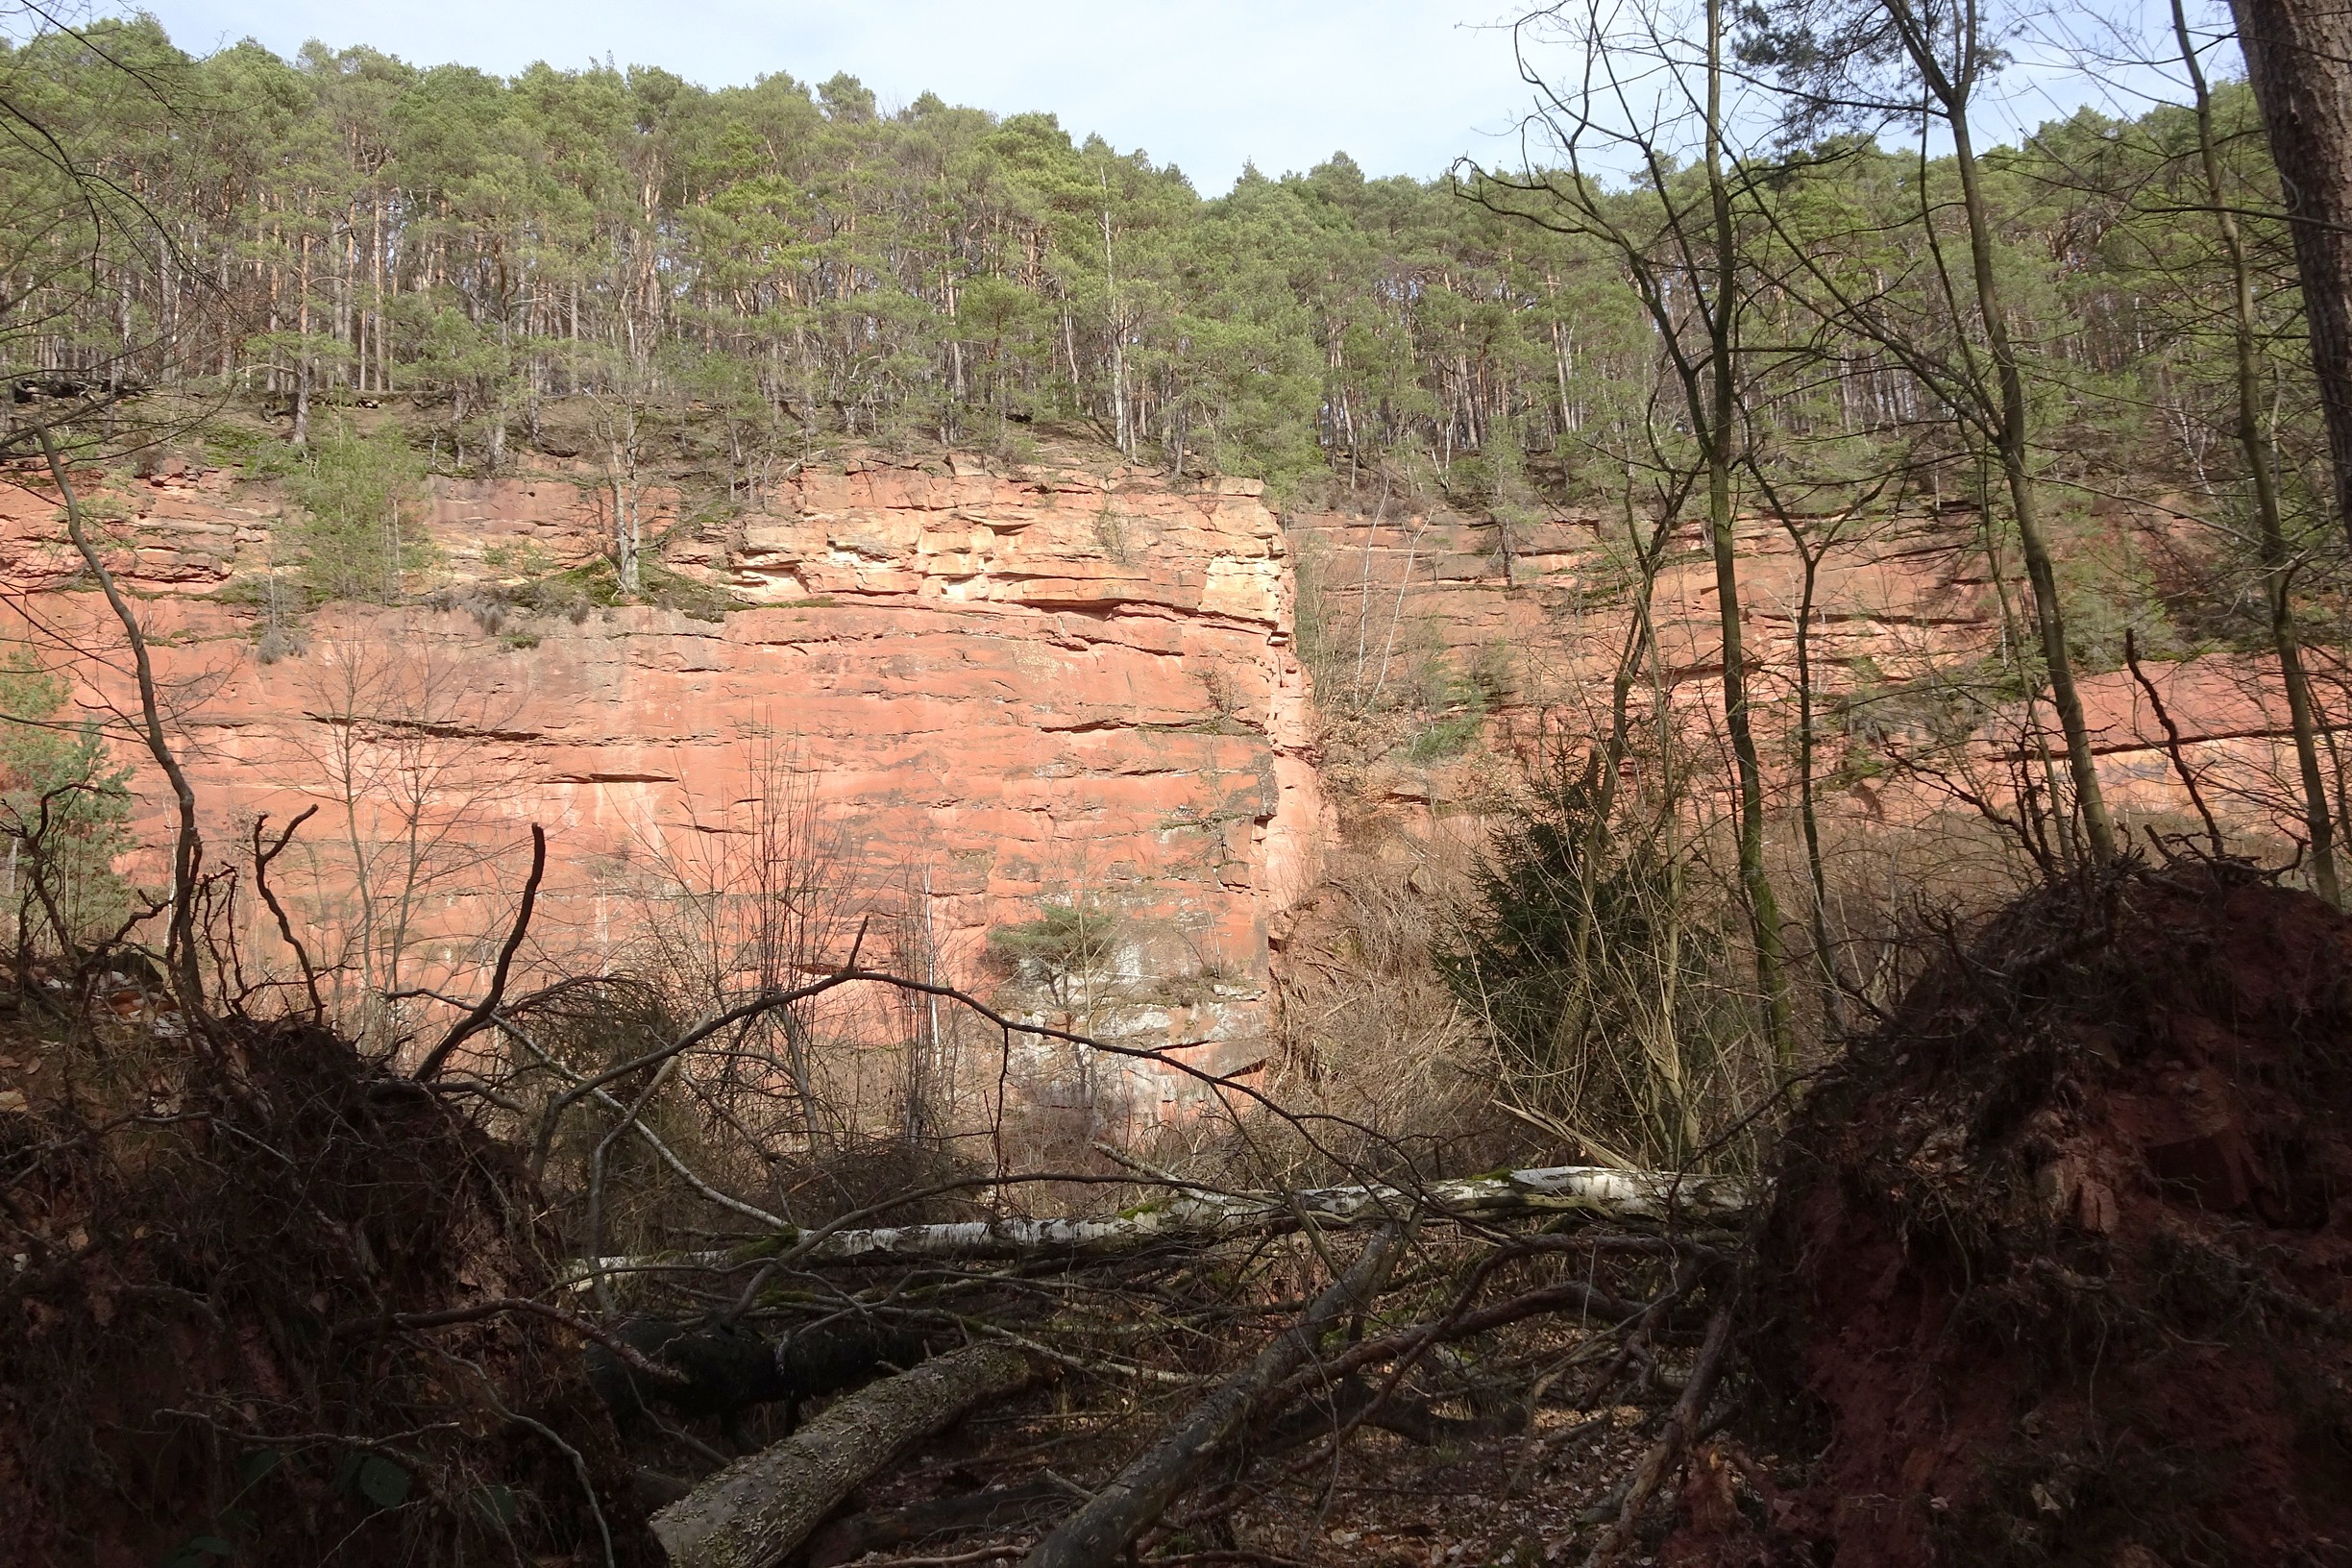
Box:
0;6;2325;526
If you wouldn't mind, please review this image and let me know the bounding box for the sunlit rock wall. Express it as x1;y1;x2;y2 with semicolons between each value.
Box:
0;453;1323;1118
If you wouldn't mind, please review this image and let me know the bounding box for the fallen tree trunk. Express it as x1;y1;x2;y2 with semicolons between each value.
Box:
1023;1226;1409;1568
799;1374;1502;1568
649;1342;1041;1568
569;1164;1749;1286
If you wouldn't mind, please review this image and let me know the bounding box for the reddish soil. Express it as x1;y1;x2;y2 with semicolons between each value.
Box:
1721;864;2352;1567
0;1018;646;1566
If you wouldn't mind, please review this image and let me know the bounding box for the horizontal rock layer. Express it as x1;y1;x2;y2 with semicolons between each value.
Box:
1286;501;2322;843
0;454;1321;1113
0;451;2320;1120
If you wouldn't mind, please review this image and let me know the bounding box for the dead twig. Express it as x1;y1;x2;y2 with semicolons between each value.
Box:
1584;1302;1735;1568
1266;1273;1648;1415
249;806;324;1019
861;1547;1029;1568
412;823;545;1080
330;1294;693;1387
2124;630;2226;859
33;425;209;1032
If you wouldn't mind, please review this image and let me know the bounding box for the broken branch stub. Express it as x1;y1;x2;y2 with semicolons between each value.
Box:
649;1342;1041;1568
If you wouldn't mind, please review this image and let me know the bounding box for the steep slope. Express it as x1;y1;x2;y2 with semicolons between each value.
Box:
0;440;2327;1126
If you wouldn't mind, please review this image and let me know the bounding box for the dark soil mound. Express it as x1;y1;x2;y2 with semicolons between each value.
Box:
1740;865;2352;1567
0;1017;646;1566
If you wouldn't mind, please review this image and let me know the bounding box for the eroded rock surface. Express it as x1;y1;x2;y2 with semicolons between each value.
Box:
1287;502;2322;841
0;454;1319;1113
0;452;2326;1119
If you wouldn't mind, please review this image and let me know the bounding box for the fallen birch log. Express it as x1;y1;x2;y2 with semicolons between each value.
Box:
1023;1226;1409;1568
649;1341;1041;1568
568;1164;1749;1286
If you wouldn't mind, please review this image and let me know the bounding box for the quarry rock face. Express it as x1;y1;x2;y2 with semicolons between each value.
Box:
1286;502;2320;845
0;455;1320;1116
0;452;2321;1121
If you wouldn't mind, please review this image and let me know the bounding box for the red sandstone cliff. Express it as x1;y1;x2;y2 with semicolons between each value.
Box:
0;451;1321;1111
1286;500;2329;848
0;446;2328;1119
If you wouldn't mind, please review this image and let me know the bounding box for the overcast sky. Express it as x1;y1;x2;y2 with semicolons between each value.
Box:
127;0;2227;196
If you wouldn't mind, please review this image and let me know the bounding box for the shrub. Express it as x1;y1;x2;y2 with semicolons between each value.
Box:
1435;747;1753;1168
987;901;1123;987
289;418;434;604
0;645;135;956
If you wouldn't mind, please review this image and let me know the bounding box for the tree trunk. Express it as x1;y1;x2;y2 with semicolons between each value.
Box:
2233;0;2352;558
1886;0;2118;865
1703;0;1795;1066
649;1343;1041;1568
563;1164;1751;1284
1956;125;2116;865
1583;1304;1735;1568
2183;0;2341;904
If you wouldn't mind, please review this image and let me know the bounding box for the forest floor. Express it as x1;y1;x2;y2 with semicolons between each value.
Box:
828;1354;1712;1568
4;862;2349;1567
